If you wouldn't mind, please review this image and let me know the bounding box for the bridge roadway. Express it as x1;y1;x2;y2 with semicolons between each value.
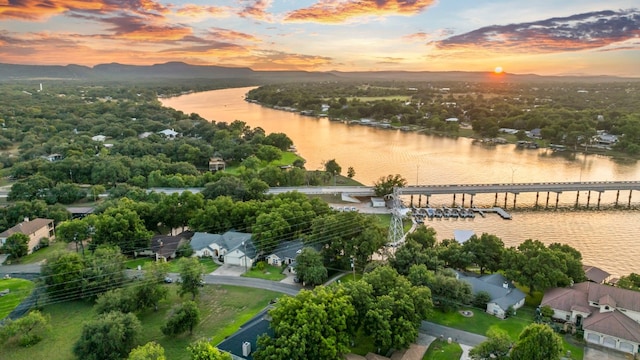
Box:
266;181;640;197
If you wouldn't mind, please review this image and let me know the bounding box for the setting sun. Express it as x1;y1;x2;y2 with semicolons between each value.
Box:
494;66;503;74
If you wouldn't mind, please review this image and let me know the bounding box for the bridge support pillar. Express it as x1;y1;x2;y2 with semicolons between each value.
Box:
410;194;414;207
586;191;591;208
418;195;422;208
597;192;602;209
426;195;430;206
555;193;560;210
575;191;580;209
513;193;517;210
535;192;539;207
452;193;456;207
462;193;466;207
494;193;498;207
616;190;620;207
470;195;474;208
629;190;633;209
504;193;508;208
546;192;550;209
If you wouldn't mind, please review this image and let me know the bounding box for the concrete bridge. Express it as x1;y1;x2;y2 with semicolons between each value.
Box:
267;181;640;209
146;181;640;209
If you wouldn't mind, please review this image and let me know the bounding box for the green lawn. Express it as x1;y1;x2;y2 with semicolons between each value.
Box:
5;241;69;265
242;264;286;281
429;308;584;359
429;307;534;342
126;257;219;273
1;284;280;360
0;278;36;319
423;339;462;360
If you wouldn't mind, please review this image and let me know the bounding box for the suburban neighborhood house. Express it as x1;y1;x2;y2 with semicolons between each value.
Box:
541;281;640;354
0;218;55;254
457;272;526;318
265;240;304;269
190;231;257;268
136;232;193;262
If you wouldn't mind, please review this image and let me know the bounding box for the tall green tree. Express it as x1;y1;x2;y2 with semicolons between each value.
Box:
41;251;85;300
187;339;232;360
87;207;152;255
178;257;205;300
463;233;505;274
469;328;512;360
293;248;327;286
162;301;200;336
73;311;142;360
324;159;341;176
128;342;166;360
0;310;50;347
510;323;563;360
2;233;30;260
55;218;91;254
82;245;127;298
254;286;355;360
362;266;433;352
373;174;407;196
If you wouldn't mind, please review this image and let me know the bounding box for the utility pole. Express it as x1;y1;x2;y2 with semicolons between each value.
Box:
350;257;355;280
242;241;247;273
388;187;404;247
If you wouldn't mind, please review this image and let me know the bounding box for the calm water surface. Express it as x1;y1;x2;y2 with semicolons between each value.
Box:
161;87;640;277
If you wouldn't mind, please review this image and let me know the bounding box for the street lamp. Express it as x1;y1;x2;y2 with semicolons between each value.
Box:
242;241;247;273
510;167;517;184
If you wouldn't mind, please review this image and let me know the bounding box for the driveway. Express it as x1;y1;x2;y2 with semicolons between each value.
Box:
583;347;632;360
420;321;487;347
211;263;246;276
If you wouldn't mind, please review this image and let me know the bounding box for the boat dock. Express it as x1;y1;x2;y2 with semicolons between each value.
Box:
412;206;511;220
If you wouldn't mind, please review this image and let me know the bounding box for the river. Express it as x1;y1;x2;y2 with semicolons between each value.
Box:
160;87;640;278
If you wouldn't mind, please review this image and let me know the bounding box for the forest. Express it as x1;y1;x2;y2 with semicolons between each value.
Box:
246;80;640;155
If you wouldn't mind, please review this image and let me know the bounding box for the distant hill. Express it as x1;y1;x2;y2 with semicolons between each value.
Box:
0;62;636;83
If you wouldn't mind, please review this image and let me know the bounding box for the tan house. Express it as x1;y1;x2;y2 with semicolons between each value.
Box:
541;282;640;354
0;218;55;254
208;157;226;172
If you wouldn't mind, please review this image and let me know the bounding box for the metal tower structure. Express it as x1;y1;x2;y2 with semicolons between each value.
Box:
387;187;404;247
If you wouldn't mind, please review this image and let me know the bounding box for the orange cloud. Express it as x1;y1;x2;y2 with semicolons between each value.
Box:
284;0;436;23
238;0;273;21
435;9;640;55
208;28;261;43
249;50;333;70
0;0;117;20
175;4;230;18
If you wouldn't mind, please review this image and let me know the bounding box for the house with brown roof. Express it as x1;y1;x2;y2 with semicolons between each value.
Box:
541;281;640;354
583;265;612;284
0;218;55;254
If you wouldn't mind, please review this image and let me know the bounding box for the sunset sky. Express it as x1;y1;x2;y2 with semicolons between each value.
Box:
0;0;638;76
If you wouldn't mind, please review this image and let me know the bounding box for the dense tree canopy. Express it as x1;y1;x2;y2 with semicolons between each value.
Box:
73;311;142;360
255;286;355;360
510;324;563;360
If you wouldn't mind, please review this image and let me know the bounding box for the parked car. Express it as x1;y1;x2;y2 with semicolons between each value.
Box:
164;277;173;283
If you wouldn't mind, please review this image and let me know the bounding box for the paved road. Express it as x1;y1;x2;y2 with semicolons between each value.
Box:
203;275;302;296
420;321;487;346
0;263;42;278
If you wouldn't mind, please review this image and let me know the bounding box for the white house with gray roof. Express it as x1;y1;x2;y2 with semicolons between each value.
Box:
457;272;526;319
190;231;257;268
266;240;304;268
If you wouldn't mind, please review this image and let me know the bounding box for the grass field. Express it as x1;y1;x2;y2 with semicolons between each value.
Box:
0;278;35;319
429;307;535;342
423;339;462;360
4;241;69;265
1;284;280;360
125;257;219;274
242;264;286;281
